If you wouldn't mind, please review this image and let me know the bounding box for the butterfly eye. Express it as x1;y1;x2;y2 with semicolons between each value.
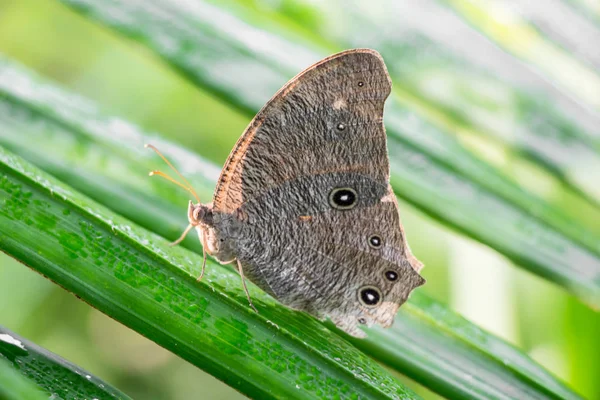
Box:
385;270;398;282
329;187;357;210
368;235;382;248
358;286;382;307
192;207;201;221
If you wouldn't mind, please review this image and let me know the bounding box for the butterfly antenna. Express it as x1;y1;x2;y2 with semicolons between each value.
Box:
145;143;201;203
148;170;200;202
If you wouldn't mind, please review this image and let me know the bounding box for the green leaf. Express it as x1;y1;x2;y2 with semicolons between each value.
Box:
443;0;600;113
565;0;600;26
0;145;420;399
0;359;47;400
0;58;582;399
352;292;582;400
22;0;600;305
0;326;131;399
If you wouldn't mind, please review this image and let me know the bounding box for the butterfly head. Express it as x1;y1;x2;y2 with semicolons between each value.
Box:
187;200;213;227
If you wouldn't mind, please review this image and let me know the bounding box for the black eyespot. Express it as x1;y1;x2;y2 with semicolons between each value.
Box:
385;270;398;281
368;235;382;248
329;187;357;210
336;123;346;131
358;286;381;307
357;317;367;325
357;81;364;87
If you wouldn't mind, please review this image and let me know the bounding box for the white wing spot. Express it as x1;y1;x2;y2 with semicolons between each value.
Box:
333;98;346;109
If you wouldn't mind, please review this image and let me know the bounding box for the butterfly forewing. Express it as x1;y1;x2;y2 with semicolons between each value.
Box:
214;49;392;213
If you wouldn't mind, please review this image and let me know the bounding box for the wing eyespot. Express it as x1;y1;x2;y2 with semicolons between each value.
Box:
384;270;398;282
336;123;346;131
329;187;358;210
357;81;365;87
358;286;382;307
368;235;382;248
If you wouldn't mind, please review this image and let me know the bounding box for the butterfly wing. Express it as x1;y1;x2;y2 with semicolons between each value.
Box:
213;49;424;337
214;49;391;213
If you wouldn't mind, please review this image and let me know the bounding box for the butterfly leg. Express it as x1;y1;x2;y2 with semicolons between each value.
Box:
196;234;208;282
169;224;194;247
236;259;258;313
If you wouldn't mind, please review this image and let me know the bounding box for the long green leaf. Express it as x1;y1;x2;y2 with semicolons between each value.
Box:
565;0;600;25
0;358;47;400
25;0;600;305
0;145;420;399
442;0;600;112
352;292;582;400
0;326;131;399
0;58;582;399
474;0;600;72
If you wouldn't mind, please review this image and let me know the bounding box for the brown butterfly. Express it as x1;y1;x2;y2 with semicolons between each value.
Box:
147;49;425;338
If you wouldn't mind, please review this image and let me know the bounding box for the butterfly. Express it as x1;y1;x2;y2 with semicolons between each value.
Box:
147;49;425;338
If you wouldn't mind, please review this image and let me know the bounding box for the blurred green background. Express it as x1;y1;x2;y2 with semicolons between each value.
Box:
0;0;599;399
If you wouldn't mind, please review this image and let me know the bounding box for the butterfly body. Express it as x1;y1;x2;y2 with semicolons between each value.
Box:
178;49;425;338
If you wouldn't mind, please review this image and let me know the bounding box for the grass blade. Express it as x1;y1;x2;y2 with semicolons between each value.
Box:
0;326;131;399
0;358;47;400
352;292;582;400
443;0;600;112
